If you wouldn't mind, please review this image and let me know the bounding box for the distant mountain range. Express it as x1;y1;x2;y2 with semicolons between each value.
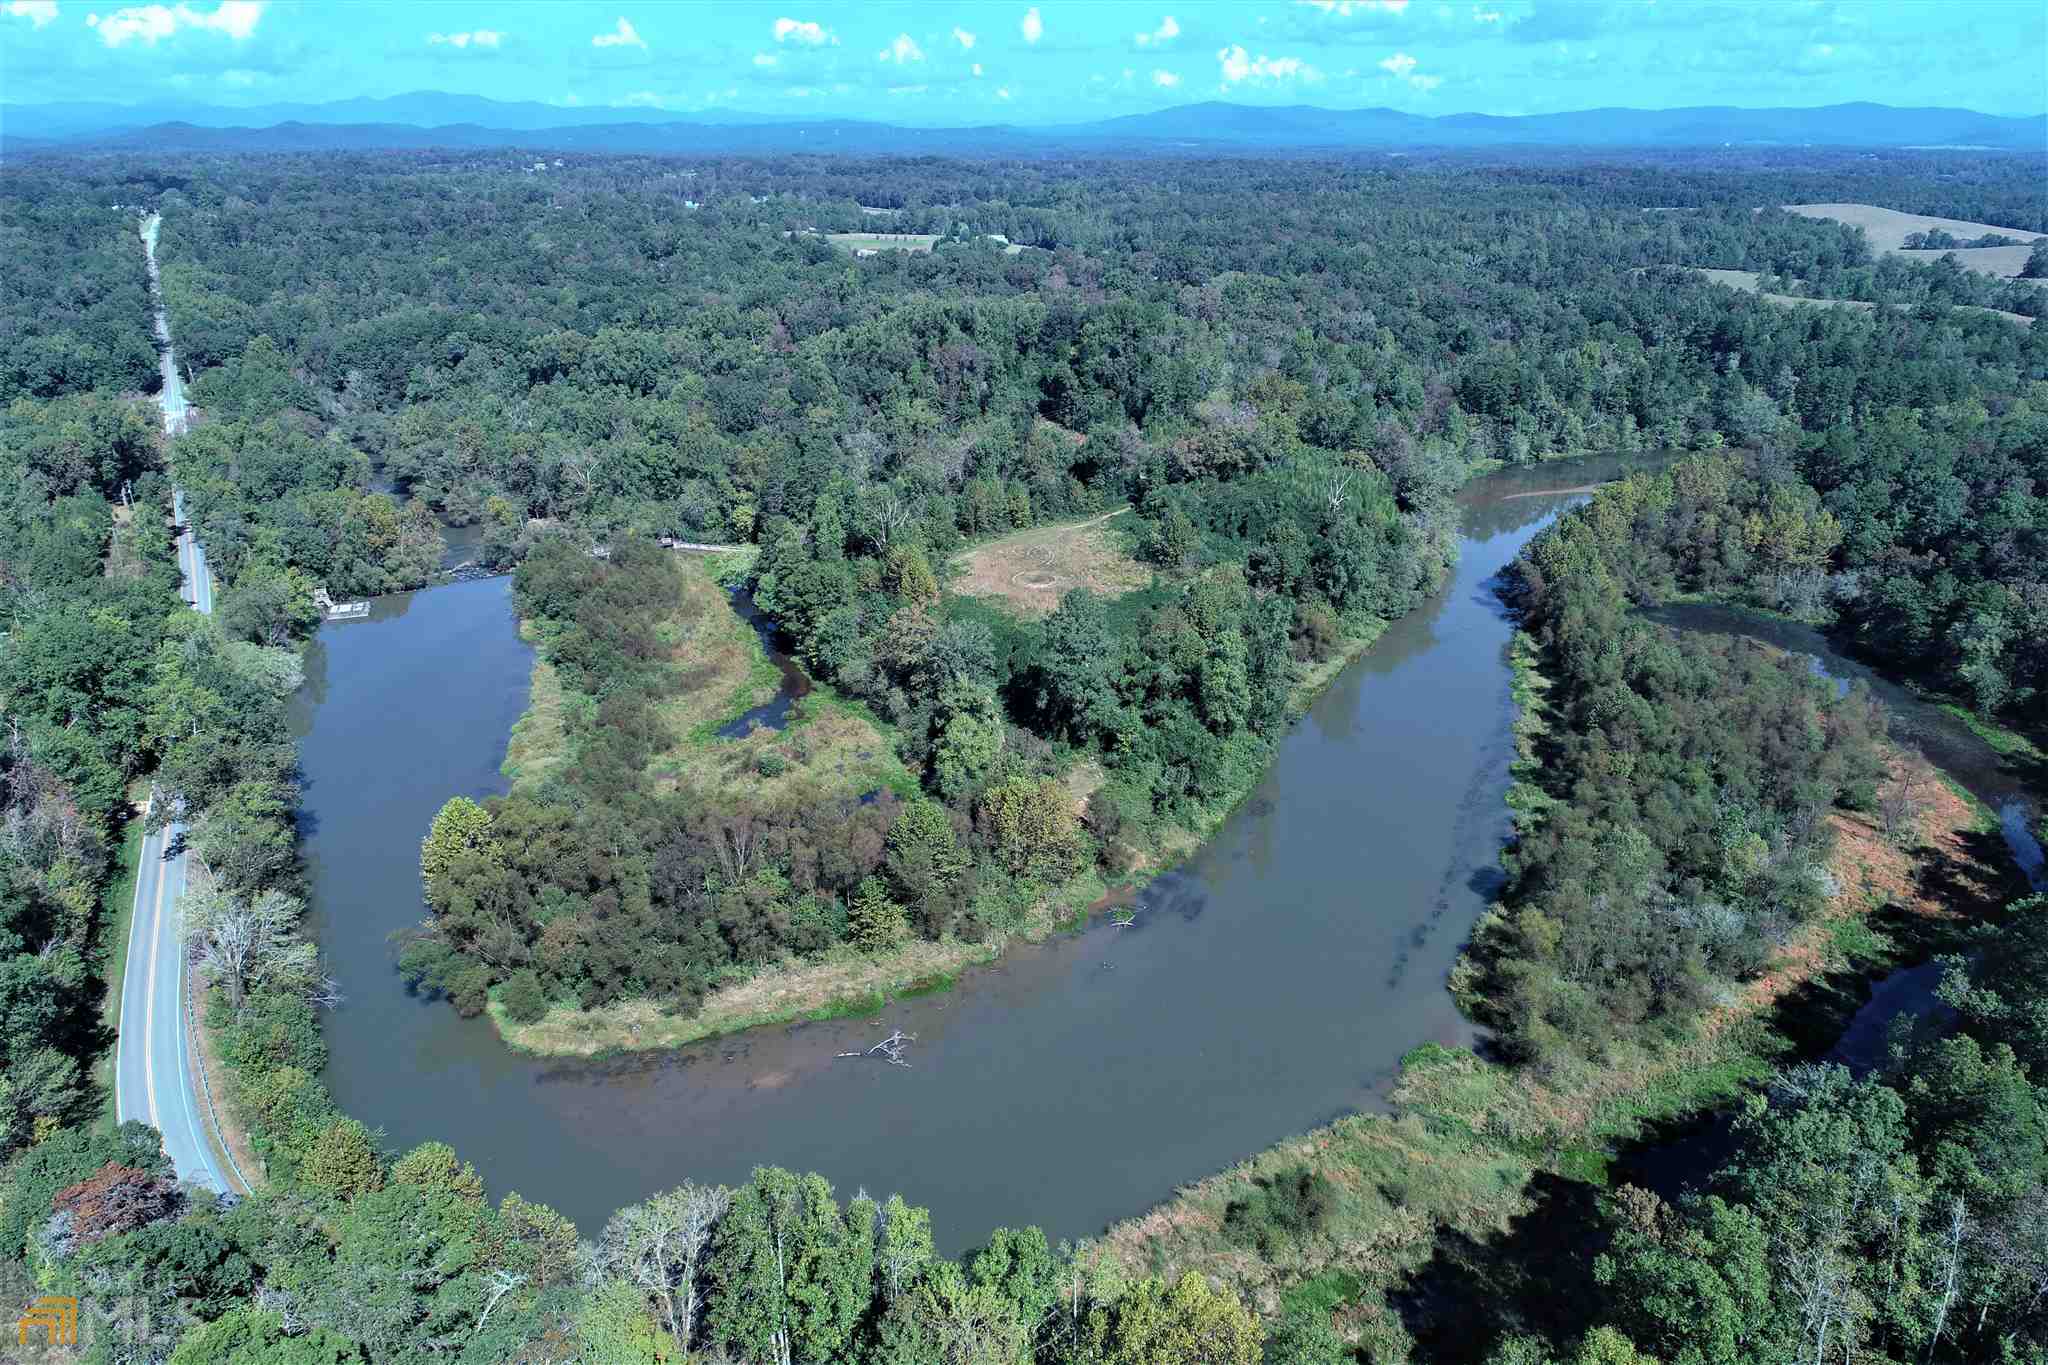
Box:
4;94;2042;156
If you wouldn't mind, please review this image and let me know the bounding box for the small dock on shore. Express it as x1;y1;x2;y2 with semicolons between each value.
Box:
312;587;371;622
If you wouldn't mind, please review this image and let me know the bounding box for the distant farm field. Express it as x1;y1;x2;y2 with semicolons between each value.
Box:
1684;265;2033;326
1784;203;2044;279
948;508;1149;619
825;232;940;253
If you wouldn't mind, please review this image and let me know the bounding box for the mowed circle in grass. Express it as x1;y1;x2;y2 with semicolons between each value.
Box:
949;509;1149;619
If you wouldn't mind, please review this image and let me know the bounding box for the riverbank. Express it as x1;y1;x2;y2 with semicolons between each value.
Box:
1090;742;2012;1357
486;869;1112;1056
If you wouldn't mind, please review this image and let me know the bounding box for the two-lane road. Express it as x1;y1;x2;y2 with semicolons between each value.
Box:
114;215;235;1195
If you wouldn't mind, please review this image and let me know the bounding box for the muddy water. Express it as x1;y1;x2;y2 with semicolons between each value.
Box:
301;455;1658;1250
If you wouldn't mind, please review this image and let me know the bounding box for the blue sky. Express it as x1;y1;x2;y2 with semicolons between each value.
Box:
4;1;2044;121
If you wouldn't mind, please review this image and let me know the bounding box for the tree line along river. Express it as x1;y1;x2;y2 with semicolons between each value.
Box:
291;452;2041;1251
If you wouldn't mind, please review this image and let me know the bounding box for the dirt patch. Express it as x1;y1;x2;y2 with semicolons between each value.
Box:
948;508;1148;619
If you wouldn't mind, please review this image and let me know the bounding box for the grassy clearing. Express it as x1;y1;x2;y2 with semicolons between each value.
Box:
1695;266;1763;291
656;688;915;808
93;810;148;1130
1783;203;2043;279
945;508;1150;619
825;232;940;253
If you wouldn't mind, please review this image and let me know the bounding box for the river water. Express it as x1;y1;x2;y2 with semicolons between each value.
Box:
293;454;1697;1248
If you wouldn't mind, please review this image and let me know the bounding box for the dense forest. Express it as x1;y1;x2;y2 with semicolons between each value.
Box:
36;145;2036;1024
1462;457;2048;1362
0;144;2044;1362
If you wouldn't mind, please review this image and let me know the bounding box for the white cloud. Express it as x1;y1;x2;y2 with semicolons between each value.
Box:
1135;14;1179;46
772;16;834;45
1153;68;1181;86
878;32;923;63
591;15;645;49
1376;50;1440;89
996;85;1012;99
972;61;983;76
1216;43;1320;84
4;1;59;29
1471;5;1501;20
427;29;501;49
618;91;674;107
1298;0;1408;12
88;1;261;45
753;51;777;66
1019;6;1042;43
952;25;974;48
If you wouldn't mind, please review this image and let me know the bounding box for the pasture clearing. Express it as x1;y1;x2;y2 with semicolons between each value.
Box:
1783;203;2044;279
946;507;1151;619
825;232;940;253
1683;266;2033;326
1695;266;1764;291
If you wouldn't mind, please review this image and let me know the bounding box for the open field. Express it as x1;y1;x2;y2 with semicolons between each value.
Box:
946;508;1148;619
1784;202;2044;279
1684;264;2034;326
825;232;940;253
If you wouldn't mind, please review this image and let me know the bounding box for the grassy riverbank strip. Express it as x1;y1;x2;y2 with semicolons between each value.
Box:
487;868;1113;1057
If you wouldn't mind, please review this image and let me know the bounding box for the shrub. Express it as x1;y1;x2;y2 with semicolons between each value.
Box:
501;969;549;1025
1292;600;1344;662
1220;1167;1338;1255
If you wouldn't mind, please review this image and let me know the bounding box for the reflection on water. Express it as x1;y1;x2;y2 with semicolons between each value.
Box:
715;585;812;738
303;457;1646;1249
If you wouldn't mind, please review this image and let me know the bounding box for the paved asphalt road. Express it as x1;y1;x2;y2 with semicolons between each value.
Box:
113;215;235;1194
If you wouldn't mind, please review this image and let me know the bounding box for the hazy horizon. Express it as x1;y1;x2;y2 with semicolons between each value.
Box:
2;0;2043;126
